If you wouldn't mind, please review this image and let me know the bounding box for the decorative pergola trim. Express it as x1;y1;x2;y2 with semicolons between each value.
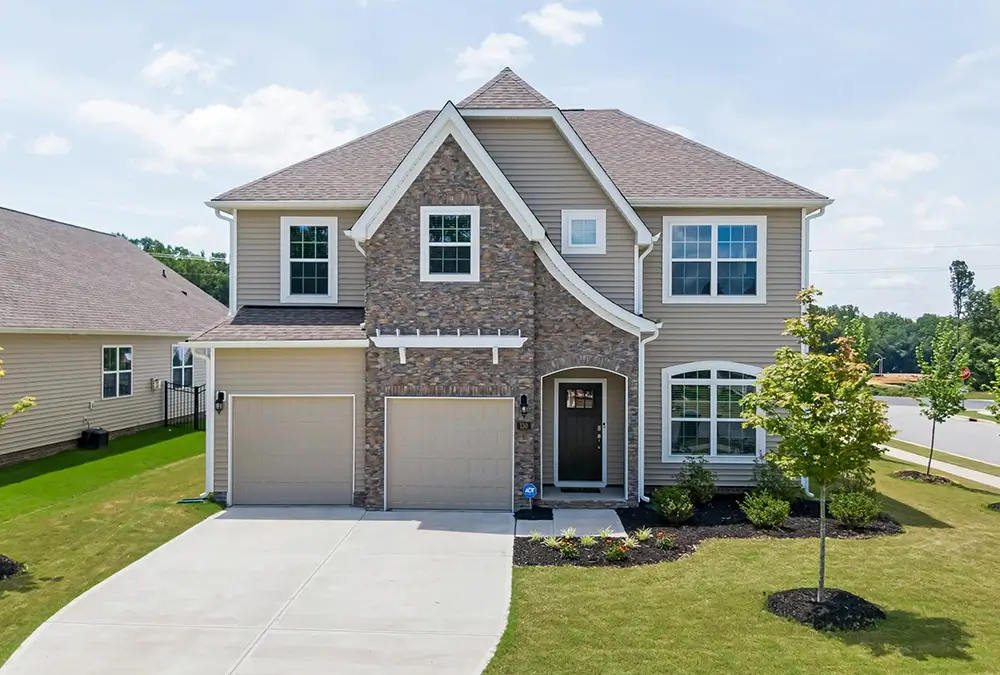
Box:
371;329;527;364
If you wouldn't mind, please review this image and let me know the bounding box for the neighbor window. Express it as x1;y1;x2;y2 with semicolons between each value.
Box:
280;216;338;303
172;345;193;387
663;216;766;303
102;346;132;399
420;206;480;282
561;209;606;255
661;362;764;460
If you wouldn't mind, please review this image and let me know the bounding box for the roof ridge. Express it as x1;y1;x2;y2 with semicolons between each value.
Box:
457;68;555;108
0;206;121;239
606;109;827;199
212;109;436;201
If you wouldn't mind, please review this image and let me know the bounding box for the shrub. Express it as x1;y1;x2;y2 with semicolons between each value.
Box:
604;542;629;562
634;527;653;542
529;531;543;542
559;527;577;538
834;466;877;495
677;456;716;504
543;536;561;549
651;486;695;524
621;535;638;550
739;491;791;529
579;534;597;547
830;491;881;528
752;458;803;503
654;533;676;550
597;526;615;538
559;541;579;559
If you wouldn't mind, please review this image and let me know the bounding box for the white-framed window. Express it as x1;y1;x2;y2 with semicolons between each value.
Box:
663;216;766;303
419;205;480;282
280;216;338;303
172;345;194;387
102;345;133;399
561;209;606;255
661;361;766;461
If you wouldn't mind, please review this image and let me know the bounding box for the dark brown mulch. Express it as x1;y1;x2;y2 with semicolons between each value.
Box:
891;470;957;486
615;495;902;543
514;537;695;567
987;502;1000;512
514;506;553;521
0;554;25;580
766;588;886;631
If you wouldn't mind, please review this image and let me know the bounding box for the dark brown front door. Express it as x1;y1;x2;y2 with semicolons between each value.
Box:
557;383;603;482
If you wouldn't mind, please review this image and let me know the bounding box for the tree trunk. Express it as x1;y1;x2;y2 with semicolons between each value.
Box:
817;485;827;603
926;418;937;475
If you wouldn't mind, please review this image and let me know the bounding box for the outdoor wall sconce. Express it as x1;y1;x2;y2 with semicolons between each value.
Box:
215;391;226;414
519;394;529;418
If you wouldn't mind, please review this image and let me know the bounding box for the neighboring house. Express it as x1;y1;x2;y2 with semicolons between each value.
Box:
192;68;831;510
0;207;228;465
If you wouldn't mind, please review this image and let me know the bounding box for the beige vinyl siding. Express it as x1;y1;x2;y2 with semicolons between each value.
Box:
541;368;626;485
467;118;635;309
0;334;196;458
640;208;802;488
212;347;365;496
235;209;365;308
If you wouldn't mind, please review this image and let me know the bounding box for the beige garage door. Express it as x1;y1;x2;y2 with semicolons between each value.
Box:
387;398;514;510
232;396;354;505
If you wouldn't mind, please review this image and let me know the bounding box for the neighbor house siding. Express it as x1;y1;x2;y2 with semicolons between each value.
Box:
466;117;635;309
640;208;802;487
0;334;202;460
235;209;365;308
212;348;365;500
542;368;626;486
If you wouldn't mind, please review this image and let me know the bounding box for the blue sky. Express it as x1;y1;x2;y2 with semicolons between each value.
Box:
1;0;998;316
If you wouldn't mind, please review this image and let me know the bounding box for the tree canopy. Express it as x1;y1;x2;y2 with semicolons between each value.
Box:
122;236;229;306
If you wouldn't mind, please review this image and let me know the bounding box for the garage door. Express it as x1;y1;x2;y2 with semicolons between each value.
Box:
232;396;354;505
386;398;514;510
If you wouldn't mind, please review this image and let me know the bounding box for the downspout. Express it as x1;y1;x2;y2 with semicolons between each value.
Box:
213;208;237;314
637;324;662;502
798;206;825;498
192;348;214;499
344;230;367;258
635;232;662;316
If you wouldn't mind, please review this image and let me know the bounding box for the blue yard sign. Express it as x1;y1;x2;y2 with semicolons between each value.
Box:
522;483;537;500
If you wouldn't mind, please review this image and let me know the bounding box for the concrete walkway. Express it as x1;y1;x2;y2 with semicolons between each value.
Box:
2;508;514;675
885;448;1000;490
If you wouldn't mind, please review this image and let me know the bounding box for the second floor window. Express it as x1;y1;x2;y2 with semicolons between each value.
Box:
420;206;480;282
280;216;338;303
664;216;766;304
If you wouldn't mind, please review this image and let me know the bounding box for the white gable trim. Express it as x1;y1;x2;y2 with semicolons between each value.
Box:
460;107;654;246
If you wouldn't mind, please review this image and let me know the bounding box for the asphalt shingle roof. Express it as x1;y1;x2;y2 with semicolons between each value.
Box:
189;306;365;342
212;69;827;204
0;207;228;334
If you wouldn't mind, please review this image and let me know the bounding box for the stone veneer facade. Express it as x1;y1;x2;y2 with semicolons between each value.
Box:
363;134;639;509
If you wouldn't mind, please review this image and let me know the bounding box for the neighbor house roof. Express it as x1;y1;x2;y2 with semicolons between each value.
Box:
189;306;365;343
0;207;228;335
212;69;827;204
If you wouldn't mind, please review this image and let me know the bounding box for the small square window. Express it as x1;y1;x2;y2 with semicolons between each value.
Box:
561;210;606;254
569;219;598;246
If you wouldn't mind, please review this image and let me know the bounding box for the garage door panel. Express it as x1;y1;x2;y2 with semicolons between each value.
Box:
387;399;513;511
233;397;354;505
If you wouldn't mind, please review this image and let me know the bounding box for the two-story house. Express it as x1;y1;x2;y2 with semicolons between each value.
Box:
189;68;831;511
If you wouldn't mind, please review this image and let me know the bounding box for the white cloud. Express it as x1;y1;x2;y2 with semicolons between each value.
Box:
0;132;11;151
954;46;1000;70
27;133;71;156
521;2;603;46
832;214;884;241
76;85;369;172
455;33;531;81
869;274;919;289
911;193;966;232
141;46;233;91
942;195;965;209
828;150;939;196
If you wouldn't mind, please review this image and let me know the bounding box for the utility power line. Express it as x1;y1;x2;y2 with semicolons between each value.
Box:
813;243;1000;253
814;264;1000;275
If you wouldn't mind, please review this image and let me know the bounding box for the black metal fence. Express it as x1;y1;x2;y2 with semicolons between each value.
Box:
164;382;205;431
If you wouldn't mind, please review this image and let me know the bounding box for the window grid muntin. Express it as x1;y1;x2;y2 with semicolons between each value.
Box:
667;367;759;457
102;346;133;399
669;223;760;298
569;218;599;246
288;224;330;296
172;346;194;387
424;208;477;278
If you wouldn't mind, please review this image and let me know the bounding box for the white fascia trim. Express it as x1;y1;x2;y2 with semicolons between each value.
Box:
349;103;545;243
535;238;659;336
630;197;834;209
371;335;527;349
0;327;196;337
460;107;653;246
206;200;370;212
187;339;369;348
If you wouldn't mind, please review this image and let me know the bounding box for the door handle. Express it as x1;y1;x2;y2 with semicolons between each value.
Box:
596;424;602;442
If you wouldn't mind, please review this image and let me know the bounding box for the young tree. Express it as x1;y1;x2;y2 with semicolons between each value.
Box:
741;288;893;603
983;359;1000;421
910;320;967;475
950;260;975;323
0;346;35;430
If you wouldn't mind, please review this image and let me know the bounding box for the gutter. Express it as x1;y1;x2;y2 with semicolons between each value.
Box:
637;324;663;502
192;347;214;498
213;209;237;314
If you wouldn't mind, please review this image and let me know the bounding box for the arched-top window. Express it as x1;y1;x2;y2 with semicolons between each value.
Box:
661;361;765;461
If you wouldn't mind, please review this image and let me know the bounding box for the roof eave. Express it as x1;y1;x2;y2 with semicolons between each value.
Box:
205;199;371;213
629;197;834;209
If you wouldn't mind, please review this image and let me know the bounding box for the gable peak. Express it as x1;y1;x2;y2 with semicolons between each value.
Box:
457;67;556;109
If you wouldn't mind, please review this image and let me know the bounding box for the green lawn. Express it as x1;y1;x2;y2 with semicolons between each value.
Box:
485;460;1000;675
0;428;220;665
958;410;996;423
886;438;1000;479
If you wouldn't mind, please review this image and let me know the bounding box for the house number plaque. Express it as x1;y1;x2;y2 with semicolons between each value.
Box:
516;420;532;431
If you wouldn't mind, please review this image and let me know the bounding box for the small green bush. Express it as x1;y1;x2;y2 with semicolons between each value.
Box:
579;534;597;547
829;490;880;528
529;530;543;542
621;535;638;550
604;542;629;562
739;491;791;529
651;486;695;524
654;533;676;550
634;527;653;542
543;536;561;549
677;456;716;504
834;466;877;495
752;458;803;503
558;541;579;559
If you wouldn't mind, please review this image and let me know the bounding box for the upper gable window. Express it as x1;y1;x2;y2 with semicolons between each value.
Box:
420;206;480;282
280;216;338;303
561;209;606;255
663;216;766;304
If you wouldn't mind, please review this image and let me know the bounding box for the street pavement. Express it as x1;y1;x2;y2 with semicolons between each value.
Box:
878;396;990;411
884;402;1000;466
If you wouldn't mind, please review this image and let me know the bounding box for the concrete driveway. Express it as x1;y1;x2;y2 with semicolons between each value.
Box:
887;404;1000;466
2;508;514;674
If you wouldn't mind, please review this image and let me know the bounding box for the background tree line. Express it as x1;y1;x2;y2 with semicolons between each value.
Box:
122;235;229;307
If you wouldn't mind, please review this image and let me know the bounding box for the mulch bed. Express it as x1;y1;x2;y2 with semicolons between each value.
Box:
514;537;695;567
766;588;886;631
514;506;553;521
891;469;958;486
987;502;1000;512
0;554;25;581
